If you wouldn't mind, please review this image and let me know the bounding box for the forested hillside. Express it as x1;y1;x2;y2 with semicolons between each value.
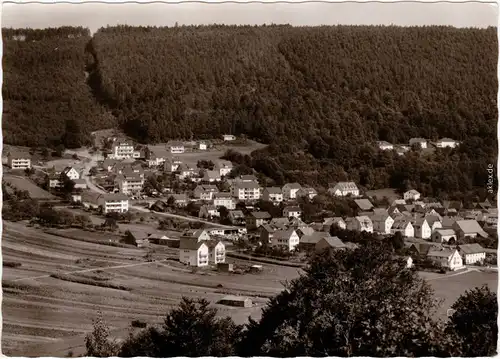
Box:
3;25;497;198
2;27;114;148
88;25;497;197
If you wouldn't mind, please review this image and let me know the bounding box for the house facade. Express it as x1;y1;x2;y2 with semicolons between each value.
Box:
458;244;486;265
328;182;360;197
232;181;261;201
412;218;432;239
282;183;302;200
427;249;463;271
436;138;458;149
246;212;272;230
169;141;185;154
223;134;236;141
283;206;302;219
110;142;135;159
409;138;428;149
213;193;235;210
262;187;284;203
208;241;226;264
217;160;233;176
271;229;300;251
8;152;31;169
346;216;373;233
371;214;394;234
179;239;210;267
404;189;421;201
97;193;129;213
296;187;318;200
62;167;80;180
194;185;218;200
431;229;457;243
391;219;414;237
116;175;144;195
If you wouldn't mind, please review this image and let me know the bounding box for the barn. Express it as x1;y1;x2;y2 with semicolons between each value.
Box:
218;295;253;308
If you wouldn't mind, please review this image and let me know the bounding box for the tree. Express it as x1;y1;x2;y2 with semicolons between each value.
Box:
238;242;457;357
85;310;120;357
119;298;242;357
446;285;498;357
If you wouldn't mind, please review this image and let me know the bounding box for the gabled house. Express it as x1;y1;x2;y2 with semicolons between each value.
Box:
354;199;374;211
232;181;260;201
452;220;488;240
168;193;189;207
299;231;330;250
315;236;348;252
431;229;457;244
124;231;150;248
323;217;346;230
199;205;220;219
391;219;414;237
213;192;235;210
458;244;486;265
216;160;233;177
223;134;236;141
282;183;302;200
146;150;166;167
436;138;459;149
177;164;196;179
62;167;80;180
82;192;129;213
283;206;302;219
269;217;290;229
179;238;209;267
246;211;272;230
296;187;318;200
328;182;360;197
203;170;221;183
346;216;373;233
228;210;245;225
262;187;284;203
271;229;300;251
427;248;464;271
194;184;218;200
407;242;443;258
207;240;226;264
404;189;421;201
164;158;182;173
412;218;432;239
181;229;210;242
371;213;394;235
409;138;427;149
7;151;31;170
296;226;315;238
168;141;185;154
72;179;87;190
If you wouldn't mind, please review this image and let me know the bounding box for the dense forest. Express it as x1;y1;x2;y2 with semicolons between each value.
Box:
2;27;114;148
3;25;498;198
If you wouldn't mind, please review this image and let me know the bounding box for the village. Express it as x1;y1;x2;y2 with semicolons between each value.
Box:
3;132;496;276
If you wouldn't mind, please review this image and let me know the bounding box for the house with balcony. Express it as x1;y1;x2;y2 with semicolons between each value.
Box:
115;174;144;196
262;187;284;203
231;181;261;201
109;141;135;160
82;191;129;213
179;238;210;267
208;241;226;264
212;192;235;210
7;151;31;170
246;211;272;230
168;141;185;154
194;184;218;200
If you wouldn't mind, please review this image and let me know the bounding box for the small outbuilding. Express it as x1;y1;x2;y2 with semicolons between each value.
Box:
218;295;253;308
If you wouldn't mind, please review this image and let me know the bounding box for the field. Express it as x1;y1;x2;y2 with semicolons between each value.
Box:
1;221;301;357
3;220;497;357
3;174;56;200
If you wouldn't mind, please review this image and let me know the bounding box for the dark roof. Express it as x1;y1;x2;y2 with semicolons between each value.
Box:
354;199;374;211
179;238;206;250
300;231;330;244
458;243;486;254
250;211;271;219
317;236;346;249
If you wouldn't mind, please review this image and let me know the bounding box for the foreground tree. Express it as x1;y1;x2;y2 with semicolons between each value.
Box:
447;285;498;357
237;243;457;357
119;297;242;357
85;311;120;357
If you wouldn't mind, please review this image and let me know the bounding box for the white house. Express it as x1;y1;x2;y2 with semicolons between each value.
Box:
179;239;210;267
7;151;31;170
199;205;220;218
283;206;302;219
346;216;373;233
110;142;135;160
409;138;428;149
296;187;318;200
391;219;414;237
82;192;129;214
231;181;261;201
262;187;284;203
323;217;347;230
404;189;421;201
425;215;443;231
182;229;211;242
377;141;394;151
427;248;464;271
217;160;233;177
213;192;235;210
62;167;80;181
282;183;302;200
146;151;166;167
203;170;221;183
115;175;144;196
223;134;236;141
328;182;360;197
436;138;459;149
431;229;457;243
194;184;218;200
271;229;300;251
164;158;182;173
412;218;432;239
168;141;185;154
371;213;394;234
208;241;226;264
458;244;486;265
199;142;207;150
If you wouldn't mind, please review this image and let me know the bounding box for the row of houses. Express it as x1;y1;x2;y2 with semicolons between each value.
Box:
377;137;460;154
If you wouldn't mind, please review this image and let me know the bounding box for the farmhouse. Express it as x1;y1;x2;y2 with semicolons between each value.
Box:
262;187;284;203
458;244;486;265
452;220;488;240
431;229;457;243
296;187;318;200
404;189;421;201
124;231;150;248
427;248;464;271
298;231;330;249
371;213;394;234
377;141;394;151
212;192;235;210
7;151;31;170
194;184;219;200
110;141;135;159
346;216;373;233
168;141;185;154
283;206;302;219
328;182;360;197
412;218;432;239
315;236;347;252
282;183;302;200
409;138;428;149
271;229;300;251
219;295;252;308
179;238;209;267
436;138;459;148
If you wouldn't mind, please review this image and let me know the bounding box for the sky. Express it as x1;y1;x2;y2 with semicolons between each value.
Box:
1;1;498;33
